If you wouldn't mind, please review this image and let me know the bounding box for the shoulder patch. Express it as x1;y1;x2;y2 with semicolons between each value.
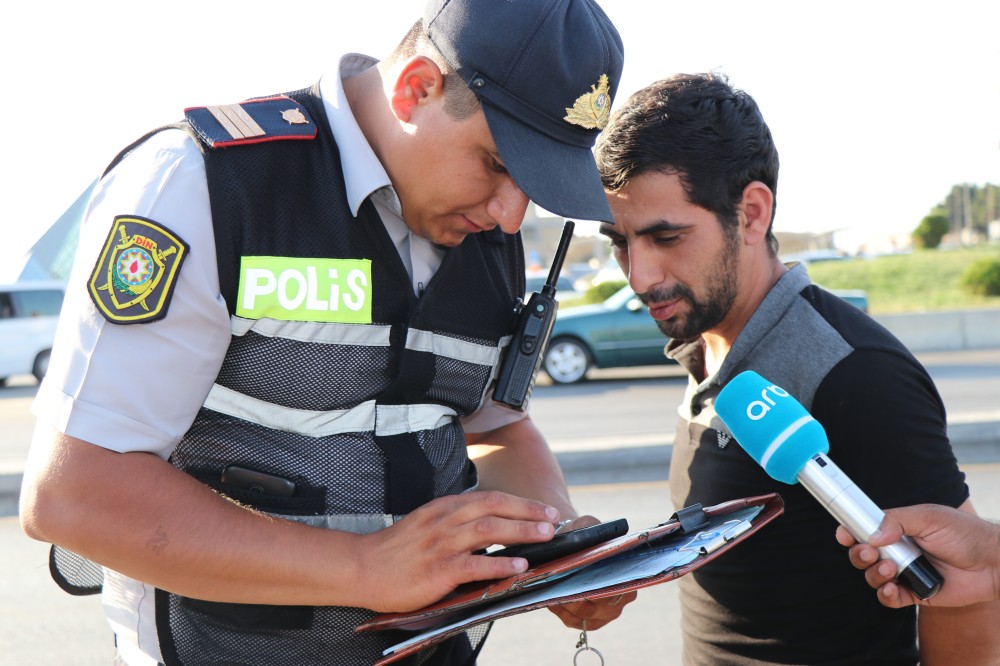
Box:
184;96;318;148
88;215;189;324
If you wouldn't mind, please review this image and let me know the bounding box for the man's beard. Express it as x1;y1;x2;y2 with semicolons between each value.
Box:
638;235;740;341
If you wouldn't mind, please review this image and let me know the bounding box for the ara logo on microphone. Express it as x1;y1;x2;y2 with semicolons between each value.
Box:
745;384;791;421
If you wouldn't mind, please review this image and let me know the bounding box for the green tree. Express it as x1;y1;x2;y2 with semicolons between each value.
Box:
912;214;950;249
930;183;1000;238
584;279;628;303
961;258;1000;296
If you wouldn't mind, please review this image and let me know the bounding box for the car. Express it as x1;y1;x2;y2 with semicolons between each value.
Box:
827;288;869;313
542;283;869;384
0;281;66;385
543;285;674;384
524;273;582;302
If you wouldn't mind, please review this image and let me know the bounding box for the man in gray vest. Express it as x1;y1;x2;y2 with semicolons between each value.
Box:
20;1;630;663
593;72;1000;665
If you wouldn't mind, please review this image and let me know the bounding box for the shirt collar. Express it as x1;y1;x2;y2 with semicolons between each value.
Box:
669;263;810;389
319;53;399;217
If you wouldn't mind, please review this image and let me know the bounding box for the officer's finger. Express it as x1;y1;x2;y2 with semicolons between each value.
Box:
436;490;559;526
547;599;616;631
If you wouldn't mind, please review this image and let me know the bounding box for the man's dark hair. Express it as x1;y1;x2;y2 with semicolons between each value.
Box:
596;72;780;253
384;21;481;121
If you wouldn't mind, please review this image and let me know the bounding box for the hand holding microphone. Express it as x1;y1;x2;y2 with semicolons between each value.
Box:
715;370;943;600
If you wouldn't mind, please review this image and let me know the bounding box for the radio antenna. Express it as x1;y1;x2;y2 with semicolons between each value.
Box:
542;220;575;296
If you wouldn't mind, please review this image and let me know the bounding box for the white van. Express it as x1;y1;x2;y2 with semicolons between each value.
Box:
0;281;66;384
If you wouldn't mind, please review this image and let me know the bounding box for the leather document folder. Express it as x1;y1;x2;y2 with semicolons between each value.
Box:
358;493;785;665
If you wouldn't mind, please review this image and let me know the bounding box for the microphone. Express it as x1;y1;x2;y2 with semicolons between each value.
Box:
715;370;943;600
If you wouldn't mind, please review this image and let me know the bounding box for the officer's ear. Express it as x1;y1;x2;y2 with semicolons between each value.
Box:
389;56;445;123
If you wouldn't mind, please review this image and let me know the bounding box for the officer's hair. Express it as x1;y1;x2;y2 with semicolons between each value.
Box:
385;21;481;121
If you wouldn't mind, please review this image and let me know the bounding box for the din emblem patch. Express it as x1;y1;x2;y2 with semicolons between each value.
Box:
88;215;189;324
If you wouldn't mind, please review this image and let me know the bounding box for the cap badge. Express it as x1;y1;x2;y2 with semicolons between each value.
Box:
564;74;611;130
281;108;309;125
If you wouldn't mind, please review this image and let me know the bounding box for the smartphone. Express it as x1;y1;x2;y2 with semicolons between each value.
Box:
488;518;629;568
221;465;296;497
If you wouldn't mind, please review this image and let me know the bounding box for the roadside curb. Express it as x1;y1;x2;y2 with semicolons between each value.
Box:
553;419;1000;486
947;420;1000;464
557;442;674;486
3;421;999;516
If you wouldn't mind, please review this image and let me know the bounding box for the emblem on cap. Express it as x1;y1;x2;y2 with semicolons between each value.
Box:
88;216;189;324
564;74;611;130
281;108;309;125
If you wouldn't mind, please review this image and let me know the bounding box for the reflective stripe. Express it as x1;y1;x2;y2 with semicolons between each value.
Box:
230;315;391;346
375;403;457;436
204;384;457;436
280;513;394;534
406;328;501;366
275;479;481;534
205;384;376;437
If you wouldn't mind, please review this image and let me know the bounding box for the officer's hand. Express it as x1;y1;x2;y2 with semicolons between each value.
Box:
546;515;637;630
357;491;558;613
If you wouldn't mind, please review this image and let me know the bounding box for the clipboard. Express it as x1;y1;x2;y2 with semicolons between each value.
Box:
358;493;784;665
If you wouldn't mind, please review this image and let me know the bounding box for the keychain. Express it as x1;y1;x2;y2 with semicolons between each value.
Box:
573;619;605;665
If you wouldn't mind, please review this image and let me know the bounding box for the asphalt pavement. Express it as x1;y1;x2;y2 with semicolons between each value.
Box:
4;348;999;510
1;348;999;663
540;347;1000;486
7;467;1000;665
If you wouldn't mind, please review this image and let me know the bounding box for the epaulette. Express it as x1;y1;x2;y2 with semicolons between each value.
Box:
184;95;318;148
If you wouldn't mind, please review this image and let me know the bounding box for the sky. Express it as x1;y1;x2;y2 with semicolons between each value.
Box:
2;0;997;266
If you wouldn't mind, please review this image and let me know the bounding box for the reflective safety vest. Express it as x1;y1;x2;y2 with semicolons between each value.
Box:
145;85;524;665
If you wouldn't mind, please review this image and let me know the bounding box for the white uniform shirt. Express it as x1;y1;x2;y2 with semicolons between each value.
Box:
33;53;526;459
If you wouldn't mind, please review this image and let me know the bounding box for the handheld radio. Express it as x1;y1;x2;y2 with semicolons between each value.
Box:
493;220;575;410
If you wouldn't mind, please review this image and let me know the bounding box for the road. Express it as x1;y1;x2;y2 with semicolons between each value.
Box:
529;348;1000;451
482;464;1000;665
6;465;1000;665
4;348;1000;487
1;348;999;662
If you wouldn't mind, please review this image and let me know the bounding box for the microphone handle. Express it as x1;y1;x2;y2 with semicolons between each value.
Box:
797;453;943;600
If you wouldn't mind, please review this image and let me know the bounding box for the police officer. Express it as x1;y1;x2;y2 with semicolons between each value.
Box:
19;1;629;664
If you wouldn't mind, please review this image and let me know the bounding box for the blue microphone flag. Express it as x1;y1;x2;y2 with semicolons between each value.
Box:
715;371;829;484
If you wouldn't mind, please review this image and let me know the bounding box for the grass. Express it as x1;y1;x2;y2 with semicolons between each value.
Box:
804;246;1000;314
560;246;1000;314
